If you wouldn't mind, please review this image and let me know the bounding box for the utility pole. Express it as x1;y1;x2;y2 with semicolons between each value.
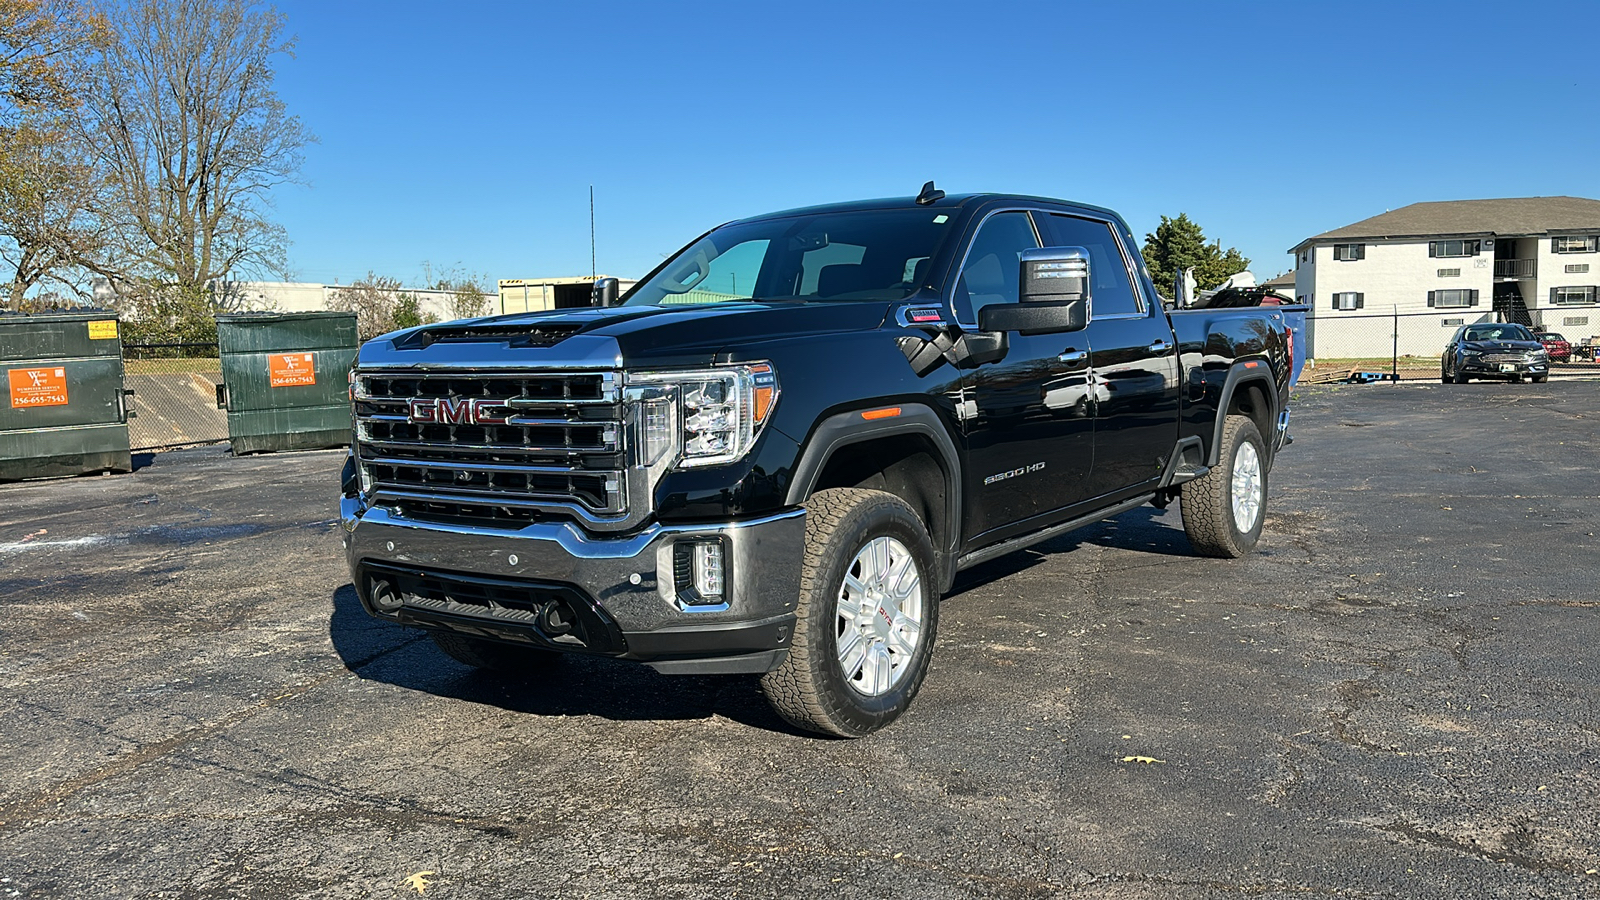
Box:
590;185;596;280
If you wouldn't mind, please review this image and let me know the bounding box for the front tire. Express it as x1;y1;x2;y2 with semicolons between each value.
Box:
1181;415;1268;558
761;488;939;738
1532;374;1548;383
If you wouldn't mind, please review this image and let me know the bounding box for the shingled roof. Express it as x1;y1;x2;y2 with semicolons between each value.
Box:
1292;196;1600;251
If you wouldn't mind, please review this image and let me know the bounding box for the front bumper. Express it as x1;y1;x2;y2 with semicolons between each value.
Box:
341;497;806;674
1460;357;1547;377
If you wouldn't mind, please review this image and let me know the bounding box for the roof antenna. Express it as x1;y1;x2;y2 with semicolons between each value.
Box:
915;180;945;206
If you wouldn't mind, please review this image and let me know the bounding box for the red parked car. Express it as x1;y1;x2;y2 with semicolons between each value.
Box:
1534;331;1572;362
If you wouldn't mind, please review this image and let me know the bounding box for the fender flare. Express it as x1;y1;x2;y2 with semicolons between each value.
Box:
785;404;963;589
1209;361;1279;468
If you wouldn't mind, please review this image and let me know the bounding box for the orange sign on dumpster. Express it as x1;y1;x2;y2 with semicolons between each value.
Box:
268;353;316;388
8;366;69;408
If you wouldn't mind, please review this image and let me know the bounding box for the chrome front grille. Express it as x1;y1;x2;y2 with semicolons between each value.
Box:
354;370;625;525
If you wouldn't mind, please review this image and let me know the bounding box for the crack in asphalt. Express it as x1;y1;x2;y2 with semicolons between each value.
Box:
0;633;428;831
0;674;340;829
1372;820;1591;878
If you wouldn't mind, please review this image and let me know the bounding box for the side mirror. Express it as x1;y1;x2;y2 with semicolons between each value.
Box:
977;246;1091;335
592;277;619;307
1021;246;1091;306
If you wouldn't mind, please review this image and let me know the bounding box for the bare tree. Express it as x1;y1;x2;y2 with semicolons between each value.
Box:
0;121;109;306
1;0;106;308
75;0;310;308
0;0;102;125
326;272;438;341
420;261;493;320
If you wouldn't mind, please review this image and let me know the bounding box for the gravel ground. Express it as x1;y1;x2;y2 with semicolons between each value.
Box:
0;380;1596;899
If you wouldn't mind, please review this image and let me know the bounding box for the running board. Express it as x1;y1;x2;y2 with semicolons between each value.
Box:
955;494;1156;572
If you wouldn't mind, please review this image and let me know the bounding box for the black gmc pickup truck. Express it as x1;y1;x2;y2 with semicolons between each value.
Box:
339;188;1305;737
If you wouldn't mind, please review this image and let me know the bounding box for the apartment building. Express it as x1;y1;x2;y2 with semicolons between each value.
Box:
1290;197;1600;358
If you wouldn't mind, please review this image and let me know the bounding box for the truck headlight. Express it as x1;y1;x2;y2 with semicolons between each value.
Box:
626;363;779;469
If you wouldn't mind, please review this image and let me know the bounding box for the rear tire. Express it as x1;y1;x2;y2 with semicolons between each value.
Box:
761;488;939;738
1181;415;1268;559
432;632;560;675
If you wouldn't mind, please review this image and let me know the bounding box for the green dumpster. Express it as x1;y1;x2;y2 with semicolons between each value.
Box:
0;311;132;480
215;312;357;454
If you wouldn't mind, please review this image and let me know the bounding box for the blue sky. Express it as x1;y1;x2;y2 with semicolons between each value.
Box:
267;0;1600;287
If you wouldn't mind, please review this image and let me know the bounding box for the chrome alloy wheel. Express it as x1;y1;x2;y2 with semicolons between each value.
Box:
836;536;924;698
1231;440;1263;533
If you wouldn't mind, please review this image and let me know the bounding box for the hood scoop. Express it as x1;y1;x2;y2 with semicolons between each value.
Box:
394;321;585;350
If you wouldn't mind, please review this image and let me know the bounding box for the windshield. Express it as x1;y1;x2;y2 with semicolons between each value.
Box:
623;208;957;307
1538;332;1566;342
1462;324;1535;342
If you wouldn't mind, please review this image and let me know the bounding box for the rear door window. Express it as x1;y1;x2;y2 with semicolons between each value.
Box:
1044;214;1142;317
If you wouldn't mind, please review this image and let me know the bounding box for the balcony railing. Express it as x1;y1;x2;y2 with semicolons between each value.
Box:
1494;258;1537;278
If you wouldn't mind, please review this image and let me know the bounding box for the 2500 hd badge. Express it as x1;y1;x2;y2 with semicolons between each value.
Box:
339;184;1304;737
984;462;1046;485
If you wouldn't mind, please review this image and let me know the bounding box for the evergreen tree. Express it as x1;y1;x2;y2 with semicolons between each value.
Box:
1141;214;1250;297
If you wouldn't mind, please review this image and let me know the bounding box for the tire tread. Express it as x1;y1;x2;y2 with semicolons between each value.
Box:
1180;415;1266;559
761;488;936;738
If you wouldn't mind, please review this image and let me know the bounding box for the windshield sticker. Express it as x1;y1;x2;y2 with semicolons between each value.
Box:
933;215;949;224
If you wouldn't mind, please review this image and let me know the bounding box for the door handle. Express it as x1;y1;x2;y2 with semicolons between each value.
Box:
1058;349;1088;364
1148;340;1173;353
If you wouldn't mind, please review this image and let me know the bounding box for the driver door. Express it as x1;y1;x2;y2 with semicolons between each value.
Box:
954;210;1097;548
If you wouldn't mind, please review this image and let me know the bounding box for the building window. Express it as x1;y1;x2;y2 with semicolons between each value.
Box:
1332;243;1365;261
1563;316;1589;327
1436;268;1461;278
1566;263;1590;274
1442;318;1465;327
1301;250;1308;263
1429;239;1481;258
1552;236;1599;253
1550;286;1598;306
1331;292;1364;310
1428;289;1479;308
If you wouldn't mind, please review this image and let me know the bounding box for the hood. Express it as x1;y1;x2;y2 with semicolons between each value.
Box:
358;301;895;370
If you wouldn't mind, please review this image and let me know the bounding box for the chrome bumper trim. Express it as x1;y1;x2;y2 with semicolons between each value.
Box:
342;499;807;636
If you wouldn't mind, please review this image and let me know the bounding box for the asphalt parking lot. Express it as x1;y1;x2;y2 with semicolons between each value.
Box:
1;381;1597;899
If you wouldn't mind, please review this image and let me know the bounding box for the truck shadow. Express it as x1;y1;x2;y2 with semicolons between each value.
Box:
327;584;800;734
948;505;1195;598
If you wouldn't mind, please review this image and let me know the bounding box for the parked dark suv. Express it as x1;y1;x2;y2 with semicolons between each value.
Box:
1441;323;1549;383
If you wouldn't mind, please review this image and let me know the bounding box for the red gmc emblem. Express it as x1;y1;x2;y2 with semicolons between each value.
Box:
407;397;508;425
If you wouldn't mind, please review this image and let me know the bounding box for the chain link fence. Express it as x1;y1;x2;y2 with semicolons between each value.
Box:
1302;310;1600;383
123;342;229;450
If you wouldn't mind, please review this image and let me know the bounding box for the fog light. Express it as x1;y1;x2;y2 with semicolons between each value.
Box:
673;540;726;607
693;542;724;599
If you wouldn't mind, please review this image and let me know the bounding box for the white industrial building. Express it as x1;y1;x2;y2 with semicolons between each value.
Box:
1290;197;1600;359
225;281;496;321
